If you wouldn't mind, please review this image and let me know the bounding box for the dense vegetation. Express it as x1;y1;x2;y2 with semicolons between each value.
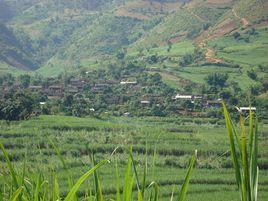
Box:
0;1;267;200
0;106;267;200
1;57;268;120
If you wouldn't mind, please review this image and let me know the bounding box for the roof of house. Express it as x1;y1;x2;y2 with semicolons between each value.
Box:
236;107;257;112
174;94;192;99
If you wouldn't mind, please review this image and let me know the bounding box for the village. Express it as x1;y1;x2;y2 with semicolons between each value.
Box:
0;75;254;117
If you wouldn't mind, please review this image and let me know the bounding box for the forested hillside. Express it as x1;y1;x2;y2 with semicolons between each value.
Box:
0;0;267;79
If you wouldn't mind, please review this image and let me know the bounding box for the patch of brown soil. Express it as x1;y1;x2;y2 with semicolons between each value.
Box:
209;19;238;40
169;36;181;44
205;48;223;63
232;8;249;27
241;18;249;26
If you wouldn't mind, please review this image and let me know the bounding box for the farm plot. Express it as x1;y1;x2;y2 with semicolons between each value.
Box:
0;115;268;200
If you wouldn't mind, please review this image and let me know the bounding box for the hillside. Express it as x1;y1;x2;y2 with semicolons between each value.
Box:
0;23;37;71
0;0;267;84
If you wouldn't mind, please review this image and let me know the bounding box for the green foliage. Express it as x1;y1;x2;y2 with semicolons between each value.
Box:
223;103;259;201
0;90;40;121
205;73;229;93
247;69;258;81
0;139;196;201
0;114;268;200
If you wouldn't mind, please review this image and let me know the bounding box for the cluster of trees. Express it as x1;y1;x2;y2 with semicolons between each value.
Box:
179;49;204;67
232;28;257;43
0;91;40;121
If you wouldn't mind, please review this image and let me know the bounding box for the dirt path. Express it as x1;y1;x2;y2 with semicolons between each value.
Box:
232;8;249;26
205;48;223;63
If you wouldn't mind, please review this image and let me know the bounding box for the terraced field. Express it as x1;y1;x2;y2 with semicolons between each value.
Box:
0;115;268;200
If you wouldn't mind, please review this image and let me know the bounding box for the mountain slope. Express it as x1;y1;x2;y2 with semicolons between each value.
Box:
0;23;37;70
0;0;267;76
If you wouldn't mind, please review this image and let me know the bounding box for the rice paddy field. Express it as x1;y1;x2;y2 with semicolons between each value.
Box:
0;115;268;200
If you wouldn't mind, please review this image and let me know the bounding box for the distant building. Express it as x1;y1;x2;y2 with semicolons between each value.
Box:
45;85;63;97
236;107;256;113
123;112;131;117
140;100;150;104
173;94;192;100
120;81;137;85
66;86;79;94
69;79;86;90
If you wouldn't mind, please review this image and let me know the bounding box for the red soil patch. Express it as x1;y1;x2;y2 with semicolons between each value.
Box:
169;36;181;44
232;8;249;27
241;18;249;26
205;48;223;63
209;19;237;40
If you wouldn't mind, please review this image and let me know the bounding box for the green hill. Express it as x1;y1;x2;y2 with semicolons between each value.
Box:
0;0;267;82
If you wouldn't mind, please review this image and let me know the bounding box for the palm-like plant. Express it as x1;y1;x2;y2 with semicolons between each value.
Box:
223;103;259;201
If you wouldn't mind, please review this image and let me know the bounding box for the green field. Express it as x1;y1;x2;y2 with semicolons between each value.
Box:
1;115;268;200
208;27;268;67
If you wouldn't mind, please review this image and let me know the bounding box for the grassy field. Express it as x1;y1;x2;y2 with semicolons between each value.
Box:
0;115;268;200
208;26;268;67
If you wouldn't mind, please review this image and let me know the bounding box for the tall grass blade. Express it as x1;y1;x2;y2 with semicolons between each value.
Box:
34;174;42;201
123;155;133;201
127;149;141;191
92;154;104;201
48;137;77;200
47;137;67;169
64;160;109;201
9;187;23;201
222;103;242;193
178;150;197;201
223;103;259;201
148;182;159;201
170;185;175;201
240;116;250;200
115;160;121;201
0;143;19;189
52;174;60;201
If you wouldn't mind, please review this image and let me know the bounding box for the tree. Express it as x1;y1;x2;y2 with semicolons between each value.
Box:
247;68;257;80
0;91;39;121
179;54;193;67
167;40;172;52
18;74;31;88
232;32;241;40
116;50;125;60
205;73;229;93
148;54;158;64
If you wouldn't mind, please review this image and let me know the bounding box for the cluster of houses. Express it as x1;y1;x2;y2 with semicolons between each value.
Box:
173;93;222;107
0;79;255;115
0;78;140;98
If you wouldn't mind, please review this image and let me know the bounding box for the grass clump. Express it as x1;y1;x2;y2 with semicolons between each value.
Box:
223;103;259;201
0;141;196;201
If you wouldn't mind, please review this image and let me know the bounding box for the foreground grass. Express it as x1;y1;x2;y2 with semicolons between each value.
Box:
0;140;197;200
0;112;267;200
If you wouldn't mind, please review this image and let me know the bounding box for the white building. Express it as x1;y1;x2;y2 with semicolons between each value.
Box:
236;107;256;113
174;94;192;100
